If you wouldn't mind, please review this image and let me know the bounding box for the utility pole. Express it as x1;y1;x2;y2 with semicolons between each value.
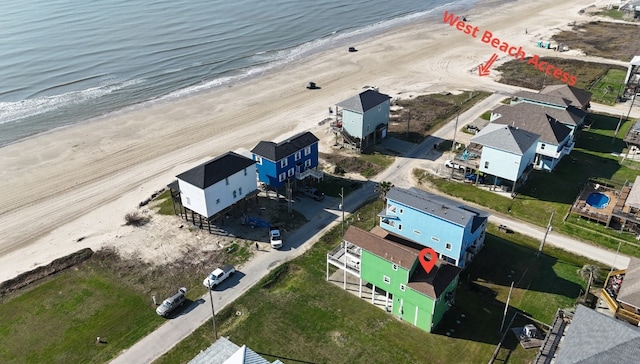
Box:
339;187;345;237
208;288;217;340
451;113;460;152
500;281;514;333
406;110;411;139
537;211;554;258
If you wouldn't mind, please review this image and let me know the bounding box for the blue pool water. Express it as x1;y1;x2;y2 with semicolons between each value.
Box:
586;192;610;209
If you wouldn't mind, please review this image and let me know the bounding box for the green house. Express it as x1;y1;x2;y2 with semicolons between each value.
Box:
327;226;460;333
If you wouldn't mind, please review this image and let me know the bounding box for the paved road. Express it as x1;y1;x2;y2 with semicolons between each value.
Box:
112;93;636;363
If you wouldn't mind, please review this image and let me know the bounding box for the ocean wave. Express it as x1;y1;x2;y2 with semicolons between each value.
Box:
0;78;144;125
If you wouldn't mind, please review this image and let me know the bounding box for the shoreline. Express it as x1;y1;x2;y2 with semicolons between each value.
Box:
0;0;604;282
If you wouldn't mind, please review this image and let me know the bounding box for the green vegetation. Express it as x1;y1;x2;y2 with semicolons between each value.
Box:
320;151;393;178
316;175;364;198
154;189;177;215
594;7;625;20
157;200;594;364
420;112;640;258
495;57;627;100
589;68;627;105
388;91;491;143
552;21;640;62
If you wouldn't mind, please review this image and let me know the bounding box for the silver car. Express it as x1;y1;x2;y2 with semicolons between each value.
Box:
156;287;187;317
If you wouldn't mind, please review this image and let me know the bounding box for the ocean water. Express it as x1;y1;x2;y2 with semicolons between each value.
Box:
0;0;478;147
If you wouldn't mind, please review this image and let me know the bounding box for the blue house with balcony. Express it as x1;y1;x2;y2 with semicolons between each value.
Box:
251;131;322;190
334;88;391;152
379;187;489;268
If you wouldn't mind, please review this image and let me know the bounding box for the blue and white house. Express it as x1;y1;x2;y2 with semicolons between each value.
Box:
491;103;573;171
379;187;489;268
175;151;257;219
470;123;539;191
335;89;391;151
251;131;321;189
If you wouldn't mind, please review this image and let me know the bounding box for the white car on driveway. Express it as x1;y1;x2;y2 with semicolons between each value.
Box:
203;264;235;289
445;159;465;171
269;227;283;249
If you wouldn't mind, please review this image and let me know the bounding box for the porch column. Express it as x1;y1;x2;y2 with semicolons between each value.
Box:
385;291;389;311
358;278;362;298
371;285;376;304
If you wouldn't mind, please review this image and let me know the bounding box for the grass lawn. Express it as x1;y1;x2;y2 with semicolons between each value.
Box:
0;264;164;364
594;7;625;20
588;68;627;105
156;201;592;364
419;112;640;258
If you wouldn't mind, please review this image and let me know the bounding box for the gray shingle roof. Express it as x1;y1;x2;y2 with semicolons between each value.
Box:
385;187;489;230
176;151;255;189
470;123;539;155
553;305;640;364
250;131;318;162
491;104;572;144
513;90;572;108
540;84;592;109
335;89;391;113
617;257;640;308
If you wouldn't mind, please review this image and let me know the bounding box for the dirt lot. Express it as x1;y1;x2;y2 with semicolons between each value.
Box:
552;21;640;62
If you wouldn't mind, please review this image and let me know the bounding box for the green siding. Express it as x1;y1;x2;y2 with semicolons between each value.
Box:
360;250;408;294
400;286;436;332
431;276;458;329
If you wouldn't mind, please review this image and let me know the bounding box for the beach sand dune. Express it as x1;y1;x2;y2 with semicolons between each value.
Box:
0;0;604;282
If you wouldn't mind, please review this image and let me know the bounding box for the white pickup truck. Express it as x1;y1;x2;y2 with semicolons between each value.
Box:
203;264;235;289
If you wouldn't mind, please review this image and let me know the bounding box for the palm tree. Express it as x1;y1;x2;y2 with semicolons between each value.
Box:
578;264;600;300
376;181;394;200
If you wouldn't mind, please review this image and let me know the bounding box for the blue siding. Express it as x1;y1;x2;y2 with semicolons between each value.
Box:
253;141;319;188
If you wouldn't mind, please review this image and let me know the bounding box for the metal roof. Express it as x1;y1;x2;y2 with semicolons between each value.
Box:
189;337;283;364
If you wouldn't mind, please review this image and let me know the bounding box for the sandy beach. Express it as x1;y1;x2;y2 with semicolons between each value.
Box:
0;0;608;282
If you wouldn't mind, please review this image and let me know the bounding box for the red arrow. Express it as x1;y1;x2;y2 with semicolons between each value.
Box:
478;53;498;77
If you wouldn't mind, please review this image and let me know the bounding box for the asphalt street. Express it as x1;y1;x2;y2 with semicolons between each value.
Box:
111;93;637;363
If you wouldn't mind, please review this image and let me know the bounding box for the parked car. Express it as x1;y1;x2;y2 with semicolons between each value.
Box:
301;186;325;201
156;287;187;317
465;173;484;184
203;264;236;289
445;159;465;171
269;227;283;249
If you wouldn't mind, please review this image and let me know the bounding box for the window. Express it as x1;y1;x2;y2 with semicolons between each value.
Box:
387;205;396;214
233;190;237;198
281;159;288;168
399;208;404;214
225;177;229;185
392;263;398;271
383;275;390;284
304;159;312;168
295;151;301;161
431;236;440;243
541;143;546;150
445;242;452;250
287;168;295;177
400;284;406;292
413;229;421;235
185;196;191;205
244;168;247;176
255;156;262;165
304;146;311;155
484;161;490;168
279;173;286;182
216;198;220;204
238;187;242;196
398;224;402;231
378;105;382;111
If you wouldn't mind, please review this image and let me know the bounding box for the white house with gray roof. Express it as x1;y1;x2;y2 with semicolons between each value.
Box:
379;187;489;268
491;103;574;171
511;85;592;114
175;151;257;219
189;336;283;364
470;123;538;191
334;89;391;151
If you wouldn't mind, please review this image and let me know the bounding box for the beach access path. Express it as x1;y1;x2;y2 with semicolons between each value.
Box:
110;92;633;364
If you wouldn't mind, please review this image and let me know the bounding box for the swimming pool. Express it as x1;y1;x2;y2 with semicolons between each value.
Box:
586;192;610;209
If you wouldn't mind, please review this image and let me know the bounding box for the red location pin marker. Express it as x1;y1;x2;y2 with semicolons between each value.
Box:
418;247;437;274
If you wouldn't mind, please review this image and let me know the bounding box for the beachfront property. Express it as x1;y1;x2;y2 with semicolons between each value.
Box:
326;226;460;333
623;117;640;157
624;55;640;97
250;131;322;190
534;305;640;364
468;123;539;193
332;88;391;152
490;103;574;171
512;84;592;112
169;151;258;229
378;187;489;268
